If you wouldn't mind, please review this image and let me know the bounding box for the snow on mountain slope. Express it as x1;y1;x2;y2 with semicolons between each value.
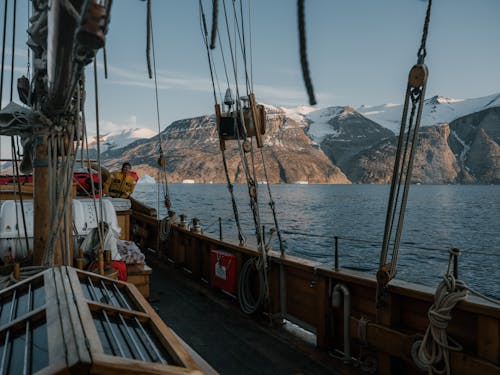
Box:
306;106;356;142
87;128;156;152
358;93;500;133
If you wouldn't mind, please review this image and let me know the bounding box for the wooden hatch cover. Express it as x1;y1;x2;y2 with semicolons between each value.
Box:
0;266;204;374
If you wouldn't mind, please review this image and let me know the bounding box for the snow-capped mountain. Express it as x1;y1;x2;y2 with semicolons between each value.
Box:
87;128;156;152
357;93;500;133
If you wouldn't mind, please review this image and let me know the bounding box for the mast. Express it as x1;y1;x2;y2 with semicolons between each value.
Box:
29;0;110;265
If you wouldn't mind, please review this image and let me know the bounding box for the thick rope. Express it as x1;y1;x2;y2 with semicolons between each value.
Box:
377;0;433;306
221;0;270;310
417;0;433;63
412;249;467;375
297;0;316;105
238;257;266;314
146;0;152;78
209;0;218;49
199;0;218;104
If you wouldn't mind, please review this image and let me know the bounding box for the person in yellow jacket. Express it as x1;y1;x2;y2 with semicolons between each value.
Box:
103;162;137;198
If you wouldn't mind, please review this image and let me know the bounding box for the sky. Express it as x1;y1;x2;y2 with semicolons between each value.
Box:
1;0;500;141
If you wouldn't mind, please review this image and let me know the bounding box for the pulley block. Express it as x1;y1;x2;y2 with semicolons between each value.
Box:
242;140;251;153
408;64;428;89
158;156;166;167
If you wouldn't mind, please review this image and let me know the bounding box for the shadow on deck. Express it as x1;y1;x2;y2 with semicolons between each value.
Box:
148;260;350;375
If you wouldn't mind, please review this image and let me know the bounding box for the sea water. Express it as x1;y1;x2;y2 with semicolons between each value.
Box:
133;184;500;300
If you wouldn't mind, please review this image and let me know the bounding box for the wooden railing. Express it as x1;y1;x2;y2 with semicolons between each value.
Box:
130;213;500;375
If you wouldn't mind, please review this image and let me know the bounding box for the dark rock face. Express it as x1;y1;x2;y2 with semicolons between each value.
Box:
448;107;500;184
100;104;499;185
317;106;394;180
102;107;349;184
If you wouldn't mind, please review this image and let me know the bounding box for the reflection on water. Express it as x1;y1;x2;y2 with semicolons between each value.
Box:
133;184;500;299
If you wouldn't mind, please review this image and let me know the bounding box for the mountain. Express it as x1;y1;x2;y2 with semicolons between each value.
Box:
102;106;349;184
87;128;156;152
306;106;394;172
358;93;500;133
96;93;499;184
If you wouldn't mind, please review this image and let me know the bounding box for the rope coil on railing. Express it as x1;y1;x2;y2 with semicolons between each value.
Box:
410;247;500;375
238;257;266;314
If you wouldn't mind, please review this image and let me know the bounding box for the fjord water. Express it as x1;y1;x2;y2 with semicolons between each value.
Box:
134;184;500;299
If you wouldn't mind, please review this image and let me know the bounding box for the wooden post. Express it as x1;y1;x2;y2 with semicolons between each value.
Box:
215;104;226;151
98;251;104;275
14;263;20;280
33;135;53;265
248;93;264;148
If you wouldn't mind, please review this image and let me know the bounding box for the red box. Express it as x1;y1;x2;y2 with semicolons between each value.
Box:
210;249;236;294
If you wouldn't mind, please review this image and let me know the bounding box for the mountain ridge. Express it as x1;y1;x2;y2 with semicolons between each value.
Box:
92;93;500;184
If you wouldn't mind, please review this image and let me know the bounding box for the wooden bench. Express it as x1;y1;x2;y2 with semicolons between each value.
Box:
127;263;152;299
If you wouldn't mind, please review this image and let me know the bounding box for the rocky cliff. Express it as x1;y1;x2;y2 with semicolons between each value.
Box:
101;103;500;185
102;106;349;184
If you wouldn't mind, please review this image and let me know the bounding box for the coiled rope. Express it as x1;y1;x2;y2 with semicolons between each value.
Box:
0;266;48;289
411;247;499;375
237;257;266;314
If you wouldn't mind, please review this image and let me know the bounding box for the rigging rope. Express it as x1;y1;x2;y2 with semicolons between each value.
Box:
259;148;285;254
297;0;316;105
230;0;250;94
148;0;171;212
200;0;246;245
146;0;152;78
0;0;8;109
9;0;16;102
412;248;468;375
93;59;106;249
210;0;219;49
377;0;433;308
221;0;270;310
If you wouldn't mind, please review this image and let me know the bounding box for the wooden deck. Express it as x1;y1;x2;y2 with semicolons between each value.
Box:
148;259;349;375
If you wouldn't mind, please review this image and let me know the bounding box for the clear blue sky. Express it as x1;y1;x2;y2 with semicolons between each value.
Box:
2;0;500;137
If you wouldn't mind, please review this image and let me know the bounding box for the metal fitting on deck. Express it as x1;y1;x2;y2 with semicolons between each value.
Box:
179;214;188;229
191;218;202;234
331;283;351;364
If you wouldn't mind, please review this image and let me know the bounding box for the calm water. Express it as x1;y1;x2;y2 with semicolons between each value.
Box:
133;184;500;299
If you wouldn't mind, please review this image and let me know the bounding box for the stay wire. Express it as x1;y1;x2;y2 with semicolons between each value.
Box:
297;0;316;105
93;59;105;249
201;0;246;244
26;0;30;79
199;0;218;104
150;6;170;206
9;0;16;102
11;137;30;257
259;148;285;255
0;0;9;109
247;0;253;92
231;0;250;94
221;151;245;244
222;0;265;258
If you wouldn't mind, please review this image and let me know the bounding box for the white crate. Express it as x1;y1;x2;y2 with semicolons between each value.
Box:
0;199;120;259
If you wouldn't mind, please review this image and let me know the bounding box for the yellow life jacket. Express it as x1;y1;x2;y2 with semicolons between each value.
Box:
105;172;137;198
